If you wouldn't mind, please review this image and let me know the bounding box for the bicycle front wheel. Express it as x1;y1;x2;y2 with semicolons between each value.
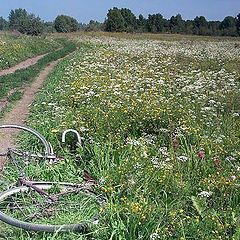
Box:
0;182;102;232
0;124;54;157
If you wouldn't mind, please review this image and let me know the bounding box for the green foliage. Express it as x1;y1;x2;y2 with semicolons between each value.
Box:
193;16;208;35
104;8;240;36
105;7;125;32
120;8;137;32
170;14;184;33
237;13;240;35
8;8;28;30
220;16;238;36
0;17;8;30
137;14;147;32
147;13;165;33
85;20;104;32
184;20;194;34
7;90;23;102
191;196;207;218
207;21;221;36
233;227;240;239
8;8;44;36
43;22;56;33
54;15;79;33
4;8;240;37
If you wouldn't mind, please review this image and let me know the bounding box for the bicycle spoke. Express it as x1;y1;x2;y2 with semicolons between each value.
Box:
0;186;100;225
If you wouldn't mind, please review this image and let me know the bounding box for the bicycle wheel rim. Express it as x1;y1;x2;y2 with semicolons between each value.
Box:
0;182;100;232
0;124;54;157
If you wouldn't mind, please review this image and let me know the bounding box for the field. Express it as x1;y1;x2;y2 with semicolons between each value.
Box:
0;33;240;239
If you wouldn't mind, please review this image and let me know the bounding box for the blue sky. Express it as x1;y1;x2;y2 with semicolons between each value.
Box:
1;0;240;23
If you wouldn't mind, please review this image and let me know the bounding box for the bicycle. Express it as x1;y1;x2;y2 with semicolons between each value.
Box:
0;124;104;232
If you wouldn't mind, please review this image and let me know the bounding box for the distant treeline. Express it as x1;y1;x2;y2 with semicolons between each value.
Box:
105;8;240;37
0;7;240;37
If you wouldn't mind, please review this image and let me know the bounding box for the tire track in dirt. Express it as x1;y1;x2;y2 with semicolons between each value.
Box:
0;53;47;77
0;53;48;113
0;58;62;170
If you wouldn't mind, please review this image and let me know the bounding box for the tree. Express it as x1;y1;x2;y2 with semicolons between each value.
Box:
193;16;208;35
137;14;147;32
184;20;194;34
105;8;125;32
147;14;165;33
9;8;28;31
44;22;56;33
54;15;79;33
170;14;184;33
237;13;240;35
85;20;104;32
120;8;137;32
24;14;44;35
0;17;8;30
103;7;239;36
208;21;221;36
220;16;237;36
8;8;44;35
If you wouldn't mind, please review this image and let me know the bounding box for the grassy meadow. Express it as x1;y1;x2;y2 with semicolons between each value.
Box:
0;33;61;70
0;32;240;239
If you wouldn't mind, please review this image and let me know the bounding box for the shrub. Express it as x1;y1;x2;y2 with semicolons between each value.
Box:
54;15;79;33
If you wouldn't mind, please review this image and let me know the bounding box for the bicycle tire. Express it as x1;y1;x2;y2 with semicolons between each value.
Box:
0;124;54;157
0;182;99;232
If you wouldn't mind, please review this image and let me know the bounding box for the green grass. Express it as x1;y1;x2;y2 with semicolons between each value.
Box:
0;90;24;118
0;33;60;70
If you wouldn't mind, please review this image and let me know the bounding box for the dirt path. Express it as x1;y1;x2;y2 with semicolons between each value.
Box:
0;53;47;112
0;58;61;170
0;53;47;77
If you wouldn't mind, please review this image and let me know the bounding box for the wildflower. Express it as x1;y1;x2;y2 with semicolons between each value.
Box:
229;175;237;181
213;156;221;168
150;232;161;240
140;151;148;158
225;156;236;162
126;138;140;146
131;202;142;213
197;150;205;160
79;126;89;132
232;112;239;117
127;175;136;186
51;129;58;133
198;191;212;198
177;155;188;162
92;219;99;225
159;147;168;157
